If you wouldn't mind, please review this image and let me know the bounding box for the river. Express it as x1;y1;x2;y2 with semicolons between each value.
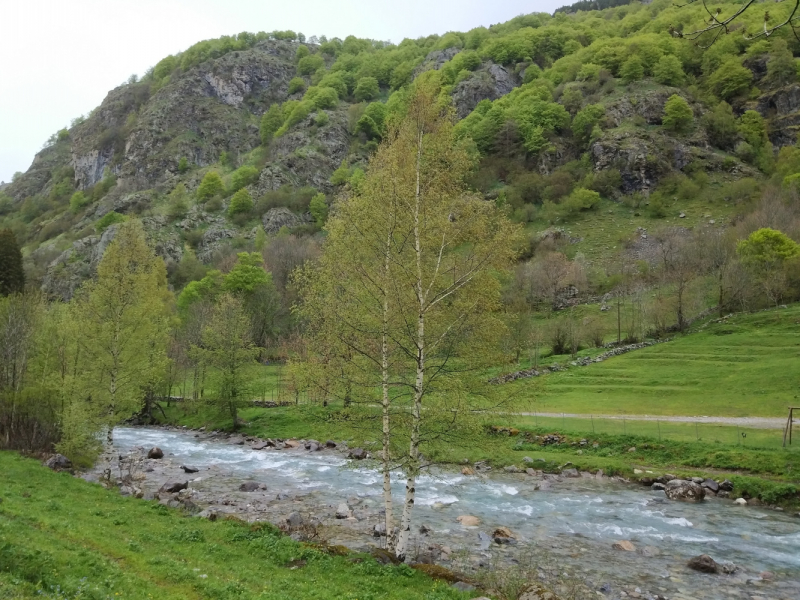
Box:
94;427;800;600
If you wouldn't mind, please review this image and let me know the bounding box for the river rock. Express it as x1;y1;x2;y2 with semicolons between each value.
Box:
701;479;719;493
518;584;558;600
493;526;516;539
664;479;705;502
159;481;188;493
719;479;734;492
147;447;164;459
687;554;720;574
307;441;321;452
561;468;579;478
651;482;666;491
462;466;476;475
457;515;480;526
251;442;269;450
504;465;520;473
45;454;72;470
734;497;747;505
286;512;304;528
639;546;661;558
325;440;337;448
373;523;387;537
348;448;367;460
239;482;261;492
284;440;300;449
180;465;199;473
691;476;704;484
612;540;636;552
451;582;475;592
335;503;351;519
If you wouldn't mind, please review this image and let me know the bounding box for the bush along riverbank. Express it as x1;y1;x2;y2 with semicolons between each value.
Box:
155;404;800;510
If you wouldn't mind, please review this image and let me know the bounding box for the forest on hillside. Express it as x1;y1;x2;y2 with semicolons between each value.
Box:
2;0;800;469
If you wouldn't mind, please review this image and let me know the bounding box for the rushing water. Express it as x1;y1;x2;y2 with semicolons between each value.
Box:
109;427;800;599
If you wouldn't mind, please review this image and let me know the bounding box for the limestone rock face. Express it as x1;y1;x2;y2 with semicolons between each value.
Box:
452;63;519;119
261;207;313;235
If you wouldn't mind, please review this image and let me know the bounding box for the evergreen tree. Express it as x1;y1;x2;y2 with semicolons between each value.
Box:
0;229;25;296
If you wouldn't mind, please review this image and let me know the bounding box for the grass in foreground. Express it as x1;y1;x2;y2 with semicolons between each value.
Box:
513;306;800;418
0;453;467;600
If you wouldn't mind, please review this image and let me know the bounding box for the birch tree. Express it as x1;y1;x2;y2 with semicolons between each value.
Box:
74;220;171;444
296;78;523;560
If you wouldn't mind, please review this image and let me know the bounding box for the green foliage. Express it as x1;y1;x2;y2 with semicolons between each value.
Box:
298;54;325;76
737;110;768;149
354;76;380;102
318;71;349;97
620;56;644;84
177;270;224;312
331;162;353;185
662;94;693;133
653;54;684;86
708;59;752;101
295;45;310;62
196;171;225;201
166;183;189;220
223;253;270;294
288;77;306;94
307;86;339;110
702;101;738;150
0;229;25;296
230;165;260;192
766;40;796;87
260;104;284;145
228;188;254;217
738;228;800;266
572;104;604;144
177;156;189;173
95;211;127;233
309;193;328;226
577;63;601;82
69;191;89;213
316;110;330;126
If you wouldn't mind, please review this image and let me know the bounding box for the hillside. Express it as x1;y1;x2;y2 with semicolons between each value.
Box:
2;0;800;308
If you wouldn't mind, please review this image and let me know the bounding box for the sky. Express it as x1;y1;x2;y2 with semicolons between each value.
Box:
0;0;567;184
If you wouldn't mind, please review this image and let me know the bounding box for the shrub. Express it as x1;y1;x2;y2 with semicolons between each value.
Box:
354;77;380;102
295;45;310;62
298;54;324;76
318;72;348;98
620;56;644;84
69;191;89;213
95;211;127;232
197;171;224;201
572;104;605;144
562;187;600;213
577;63;601;82
702;101;738;150
307;86;339;110
662;95;693;133
708;59;753;101
178;157;189;173
330;162;352;185
315;111;329;126
737;110;768;149
309;193;328;225
653;55;684;86
260;104;284;145
228;188;254;217
230;165;260;192
288;77;306;94
167;183;189;220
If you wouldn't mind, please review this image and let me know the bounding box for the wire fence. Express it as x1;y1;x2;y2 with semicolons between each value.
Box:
517;413;797;450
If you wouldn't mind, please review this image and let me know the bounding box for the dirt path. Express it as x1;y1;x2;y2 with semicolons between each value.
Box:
518;412;792;430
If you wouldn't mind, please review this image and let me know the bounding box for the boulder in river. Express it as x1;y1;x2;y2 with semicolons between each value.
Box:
518;584;559;600
561;468;579;478
687;554;720;574
664;479;705;502
239;482;262;492
251;442;269;450
180;465;199;473
612;540;636;552
719;479;734;492
286;512;304;528
493;526;516;539
456;515;480;526
147;447;164;459
462;466;476;475
702;478;719;493
159;481;188;493
734;497;747;505
325;440;337;448
348;448;367;460
335;503;351;519
45;454;72;470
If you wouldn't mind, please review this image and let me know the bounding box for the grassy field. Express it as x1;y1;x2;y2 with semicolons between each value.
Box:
0;452;469;600
509;305;800;418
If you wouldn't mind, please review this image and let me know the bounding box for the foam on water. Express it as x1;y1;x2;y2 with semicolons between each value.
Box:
112;427;800;582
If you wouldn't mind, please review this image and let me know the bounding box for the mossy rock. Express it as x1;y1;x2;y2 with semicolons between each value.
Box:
410;563;460;583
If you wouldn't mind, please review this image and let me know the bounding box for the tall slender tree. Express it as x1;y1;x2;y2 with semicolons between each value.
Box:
73;220;171;444
0;229;25;296
296;77;523;559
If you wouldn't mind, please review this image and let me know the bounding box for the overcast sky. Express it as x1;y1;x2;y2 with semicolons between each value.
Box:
0;0;567;184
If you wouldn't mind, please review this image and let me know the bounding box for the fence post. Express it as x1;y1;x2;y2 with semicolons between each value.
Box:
623;418;626;435
657;419;661;441
591;415;595;434
695;422;699;442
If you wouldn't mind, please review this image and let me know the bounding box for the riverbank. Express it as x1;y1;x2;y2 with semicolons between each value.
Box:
156;404;800;510
0;451;472;600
